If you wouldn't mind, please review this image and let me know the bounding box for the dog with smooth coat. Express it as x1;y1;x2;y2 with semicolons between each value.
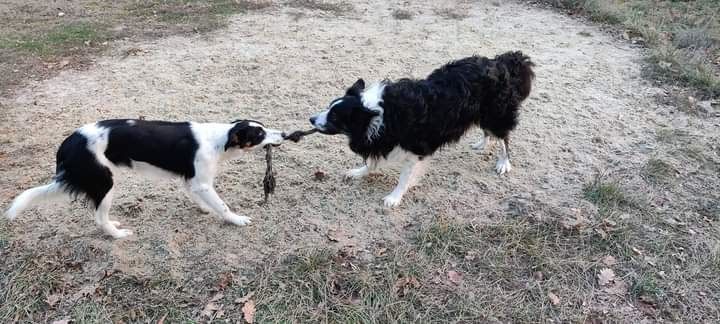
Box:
4;119;284;238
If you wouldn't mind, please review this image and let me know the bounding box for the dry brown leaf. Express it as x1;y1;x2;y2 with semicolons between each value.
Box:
603;279;628;295
200;302;220;318
547;292;561;305
46;293;62;307
234;291;255;304
561;214;588;230
242;299;256;323
51;319;70;324
216;272;233;290
597;268;615;286
394;276;420;296
601;255;617;266
447;270;463;285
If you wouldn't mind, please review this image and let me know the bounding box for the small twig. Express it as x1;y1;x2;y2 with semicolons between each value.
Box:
283;129;318;142
262;145;275;204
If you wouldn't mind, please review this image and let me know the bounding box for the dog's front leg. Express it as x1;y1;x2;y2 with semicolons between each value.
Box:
383;158;427;208
189;180;251;226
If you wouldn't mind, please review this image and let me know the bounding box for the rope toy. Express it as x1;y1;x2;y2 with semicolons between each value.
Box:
261;129;318;203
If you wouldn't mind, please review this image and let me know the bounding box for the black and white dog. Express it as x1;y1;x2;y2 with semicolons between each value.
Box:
310;51;535;207
4;119;284;239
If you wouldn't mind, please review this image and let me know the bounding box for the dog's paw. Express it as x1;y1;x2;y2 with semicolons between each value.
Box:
226;214;252;226
383;194;403;208
345;167;369;180
495;159;512;175
111;229;133;239
109;220;122;227
470;140;486;151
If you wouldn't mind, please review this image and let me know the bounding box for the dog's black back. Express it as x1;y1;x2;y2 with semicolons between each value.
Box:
349;51;534;159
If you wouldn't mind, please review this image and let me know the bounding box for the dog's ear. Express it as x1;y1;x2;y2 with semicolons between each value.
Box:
225;122;251;150
345;78;365;97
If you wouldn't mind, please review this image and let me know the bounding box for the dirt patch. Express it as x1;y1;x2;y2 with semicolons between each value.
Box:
1;0;719;322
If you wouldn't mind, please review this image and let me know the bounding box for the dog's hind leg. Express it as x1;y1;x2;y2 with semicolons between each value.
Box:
189;180;251;226
94;188;132;239
471;129;492;151
495;137;512;175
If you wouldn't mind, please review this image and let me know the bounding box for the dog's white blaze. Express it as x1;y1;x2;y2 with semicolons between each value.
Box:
131;161;178;180
78;124;117;173
361;82;386;142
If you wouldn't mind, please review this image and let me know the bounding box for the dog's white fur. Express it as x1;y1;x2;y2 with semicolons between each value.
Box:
5;121;284;239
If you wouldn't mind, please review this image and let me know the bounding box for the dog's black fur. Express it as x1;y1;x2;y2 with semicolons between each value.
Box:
56;119;266;208
312;51;535;160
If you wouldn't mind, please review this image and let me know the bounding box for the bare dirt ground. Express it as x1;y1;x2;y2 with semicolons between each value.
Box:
1;0;719;322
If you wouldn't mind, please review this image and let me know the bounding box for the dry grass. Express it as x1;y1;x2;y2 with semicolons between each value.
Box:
392;9;414;20
536;0;720;98
287;0;353;15
0;0;273;96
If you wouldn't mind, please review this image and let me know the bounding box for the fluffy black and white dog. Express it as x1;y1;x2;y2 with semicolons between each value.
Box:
4;119;284;239
310;51;535;207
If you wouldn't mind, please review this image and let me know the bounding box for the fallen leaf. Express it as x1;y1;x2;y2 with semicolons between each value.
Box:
215;272;233;290
603;278;627;295
547;292;560;305
242;299;256;323
597;268;615;286
51;319;70;324
601;255;617;266
394;276;420;296
561;214;588;230
234;291;255;304
313;170;326;181
447;270;463;285
326;228;353;246
58;60;70;68
46;293;62;307
200;302;220;318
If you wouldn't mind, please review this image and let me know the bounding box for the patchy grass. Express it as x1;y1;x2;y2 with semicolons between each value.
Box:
643;158;677;184
434;7;470;20
536;0;720;98
0;0;272;96
392;9;414;20
288;0;353;15
583;174;633;213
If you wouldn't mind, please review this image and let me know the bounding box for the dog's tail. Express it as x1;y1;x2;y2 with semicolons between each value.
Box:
495;51;535;101
5;181;65;220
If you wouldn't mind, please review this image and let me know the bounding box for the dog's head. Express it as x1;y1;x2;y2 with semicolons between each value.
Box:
225;120;284;151
309;78;381;135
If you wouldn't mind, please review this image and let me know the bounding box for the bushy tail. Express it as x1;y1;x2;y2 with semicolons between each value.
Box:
5;181;64;220
495;51;535;101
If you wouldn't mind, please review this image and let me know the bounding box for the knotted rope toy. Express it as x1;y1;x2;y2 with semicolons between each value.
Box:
261;129;318;204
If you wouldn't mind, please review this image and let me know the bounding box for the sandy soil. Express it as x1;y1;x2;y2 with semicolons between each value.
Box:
1;0;718;294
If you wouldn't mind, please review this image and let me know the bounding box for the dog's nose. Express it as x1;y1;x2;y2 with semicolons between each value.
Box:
309;116;316;124
281;132;287;138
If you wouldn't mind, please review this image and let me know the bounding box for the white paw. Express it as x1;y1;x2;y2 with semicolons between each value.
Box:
109;220;122;227
383;194;403;208
345;167;369;179
470;140;486;151
111;229;133;239
495;159;512;175
226;214;252;226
